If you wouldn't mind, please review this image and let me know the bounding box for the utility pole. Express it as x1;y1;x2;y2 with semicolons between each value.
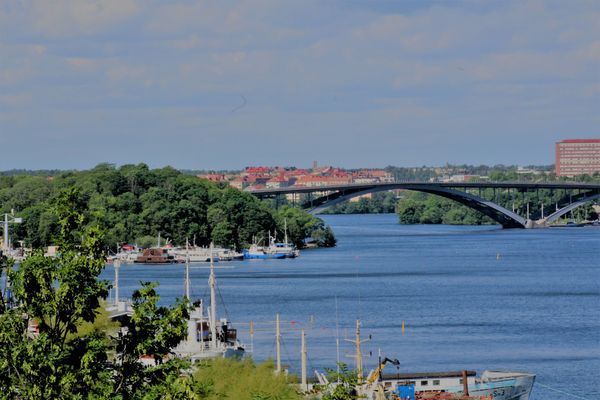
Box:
275;313;282;374
345;319;371;384
301;329;307;391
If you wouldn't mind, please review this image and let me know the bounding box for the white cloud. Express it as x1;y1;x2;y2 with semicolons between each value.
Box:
0;0;598;168
29;0;139;38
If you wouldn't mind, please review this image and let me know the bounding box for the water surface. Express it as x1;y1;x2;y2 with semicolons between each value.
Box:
102;214;600;400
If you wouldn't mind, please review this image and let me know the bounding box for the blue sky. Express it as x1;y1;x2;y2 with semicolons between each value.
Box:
0;0;598;170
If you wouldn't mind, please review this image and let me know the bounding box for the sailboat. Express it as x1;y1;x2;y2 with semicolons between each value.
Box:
173;243;245;361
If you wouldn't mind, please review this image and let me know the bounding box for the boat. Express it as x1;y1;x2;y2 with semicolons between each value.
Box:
173;243;245;361
134;247;177;264
108;244;141;264
172;246;217;263
243;241;288;259
171;245;243;263
378;370;535;400
313;320;535;400
243;223;299;259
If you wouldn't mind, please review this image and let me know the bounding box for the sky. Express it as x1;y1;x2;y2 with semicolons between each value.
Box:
0;0;599;170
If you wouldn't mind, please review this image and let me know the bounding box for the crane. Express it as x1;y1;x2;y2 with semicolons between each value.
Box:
366;357;400;385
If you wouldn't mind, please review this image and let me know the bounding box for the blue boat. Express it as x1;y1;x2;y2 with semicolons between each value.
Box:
243;226;299;259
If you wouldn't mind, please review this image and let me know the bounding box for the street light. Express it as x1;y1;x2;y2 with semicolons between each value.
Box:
3;212;23;251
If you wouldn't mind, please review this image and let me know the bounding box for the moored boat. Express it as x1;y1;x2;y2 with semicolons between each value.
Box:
380;370;535;400
313;321;535;400
173;243;245;361
243;224;299;259
134;247;177;264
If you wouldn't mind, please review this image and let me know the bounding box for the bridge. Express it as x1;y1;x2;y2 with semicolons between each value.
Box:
247;181;600;229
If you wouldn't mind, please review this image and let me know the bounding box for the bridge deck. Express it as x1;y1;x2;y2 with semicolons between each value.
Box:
248;181;600;196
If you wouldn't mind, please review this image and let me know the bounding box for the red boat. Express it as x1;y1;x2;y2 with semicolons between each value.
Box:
134;248;176;264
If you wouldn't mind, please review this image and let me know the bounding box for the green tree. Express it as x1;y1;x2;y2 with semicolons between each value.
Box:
318;363;362;400
396;198;425;224
0;188;191;399
192;358;302;400
0;188;111;398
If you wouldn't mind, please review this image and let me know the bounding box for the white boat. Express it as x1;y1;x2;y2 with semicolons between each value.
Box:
173;244;245;361
171;245;243;263
108;244;141;264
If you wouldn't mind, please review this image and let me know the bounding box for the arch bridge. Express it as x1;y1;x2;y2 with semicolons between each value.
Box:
248;181;600;229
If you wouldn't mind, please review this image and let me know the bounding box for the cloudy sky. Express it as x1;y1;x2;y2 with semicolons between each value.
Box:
0;0;598;170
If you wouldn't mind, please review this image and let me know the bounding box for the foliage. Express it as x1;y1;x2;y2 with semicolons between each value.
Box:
0;188;110;399
0;164;335;251
321;192;397;215
0;188;192;399
397;192;493;225
192;358;302;400
317;363;363;400
274;206;336;248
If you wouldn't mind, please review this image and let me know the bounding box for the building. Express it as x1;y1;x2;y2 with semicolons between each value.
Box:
294;175;353;187
555;139;600;177
265;173;290;189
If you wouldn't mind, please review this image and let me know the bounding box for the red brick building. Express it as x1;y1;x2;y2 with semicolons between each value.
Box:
555;139;600;177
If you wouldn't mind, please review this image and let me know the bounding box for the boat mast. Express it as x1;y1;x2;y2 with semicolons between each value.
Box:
114;259;120;306
184;240;190;300
209;242;217;349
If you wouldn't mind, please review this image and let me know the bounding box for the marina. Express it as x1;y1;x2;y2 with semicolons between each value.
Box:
102;214;600;400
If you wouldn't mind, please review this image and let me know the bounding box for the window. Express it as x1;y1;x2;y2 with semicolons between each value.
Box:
421;381;428;386
459;379;464;384
433;380;440;386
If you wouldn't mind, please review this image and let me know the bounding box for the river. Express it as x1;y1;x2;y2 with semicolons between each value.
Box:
101;214;600;400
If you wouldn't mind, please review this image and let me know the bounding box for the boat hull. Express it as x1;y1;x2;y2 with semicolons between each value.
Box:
384;371;535;400
243;251;287;259
464;374;535;400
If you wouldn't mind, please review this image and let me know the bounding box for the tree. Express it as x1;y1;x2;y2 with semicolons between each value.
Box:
0;187;111;398
318;363;362;400
0;188;191;399
396;198;425;224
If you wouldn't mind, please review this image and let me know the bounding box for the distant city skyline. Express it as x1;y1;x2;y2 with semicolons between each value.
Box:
0;1;598;170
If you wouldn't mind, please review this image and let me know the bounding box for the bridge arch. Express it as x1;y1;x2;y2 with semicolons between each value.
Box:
544;192;600;224
308;184;527;228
